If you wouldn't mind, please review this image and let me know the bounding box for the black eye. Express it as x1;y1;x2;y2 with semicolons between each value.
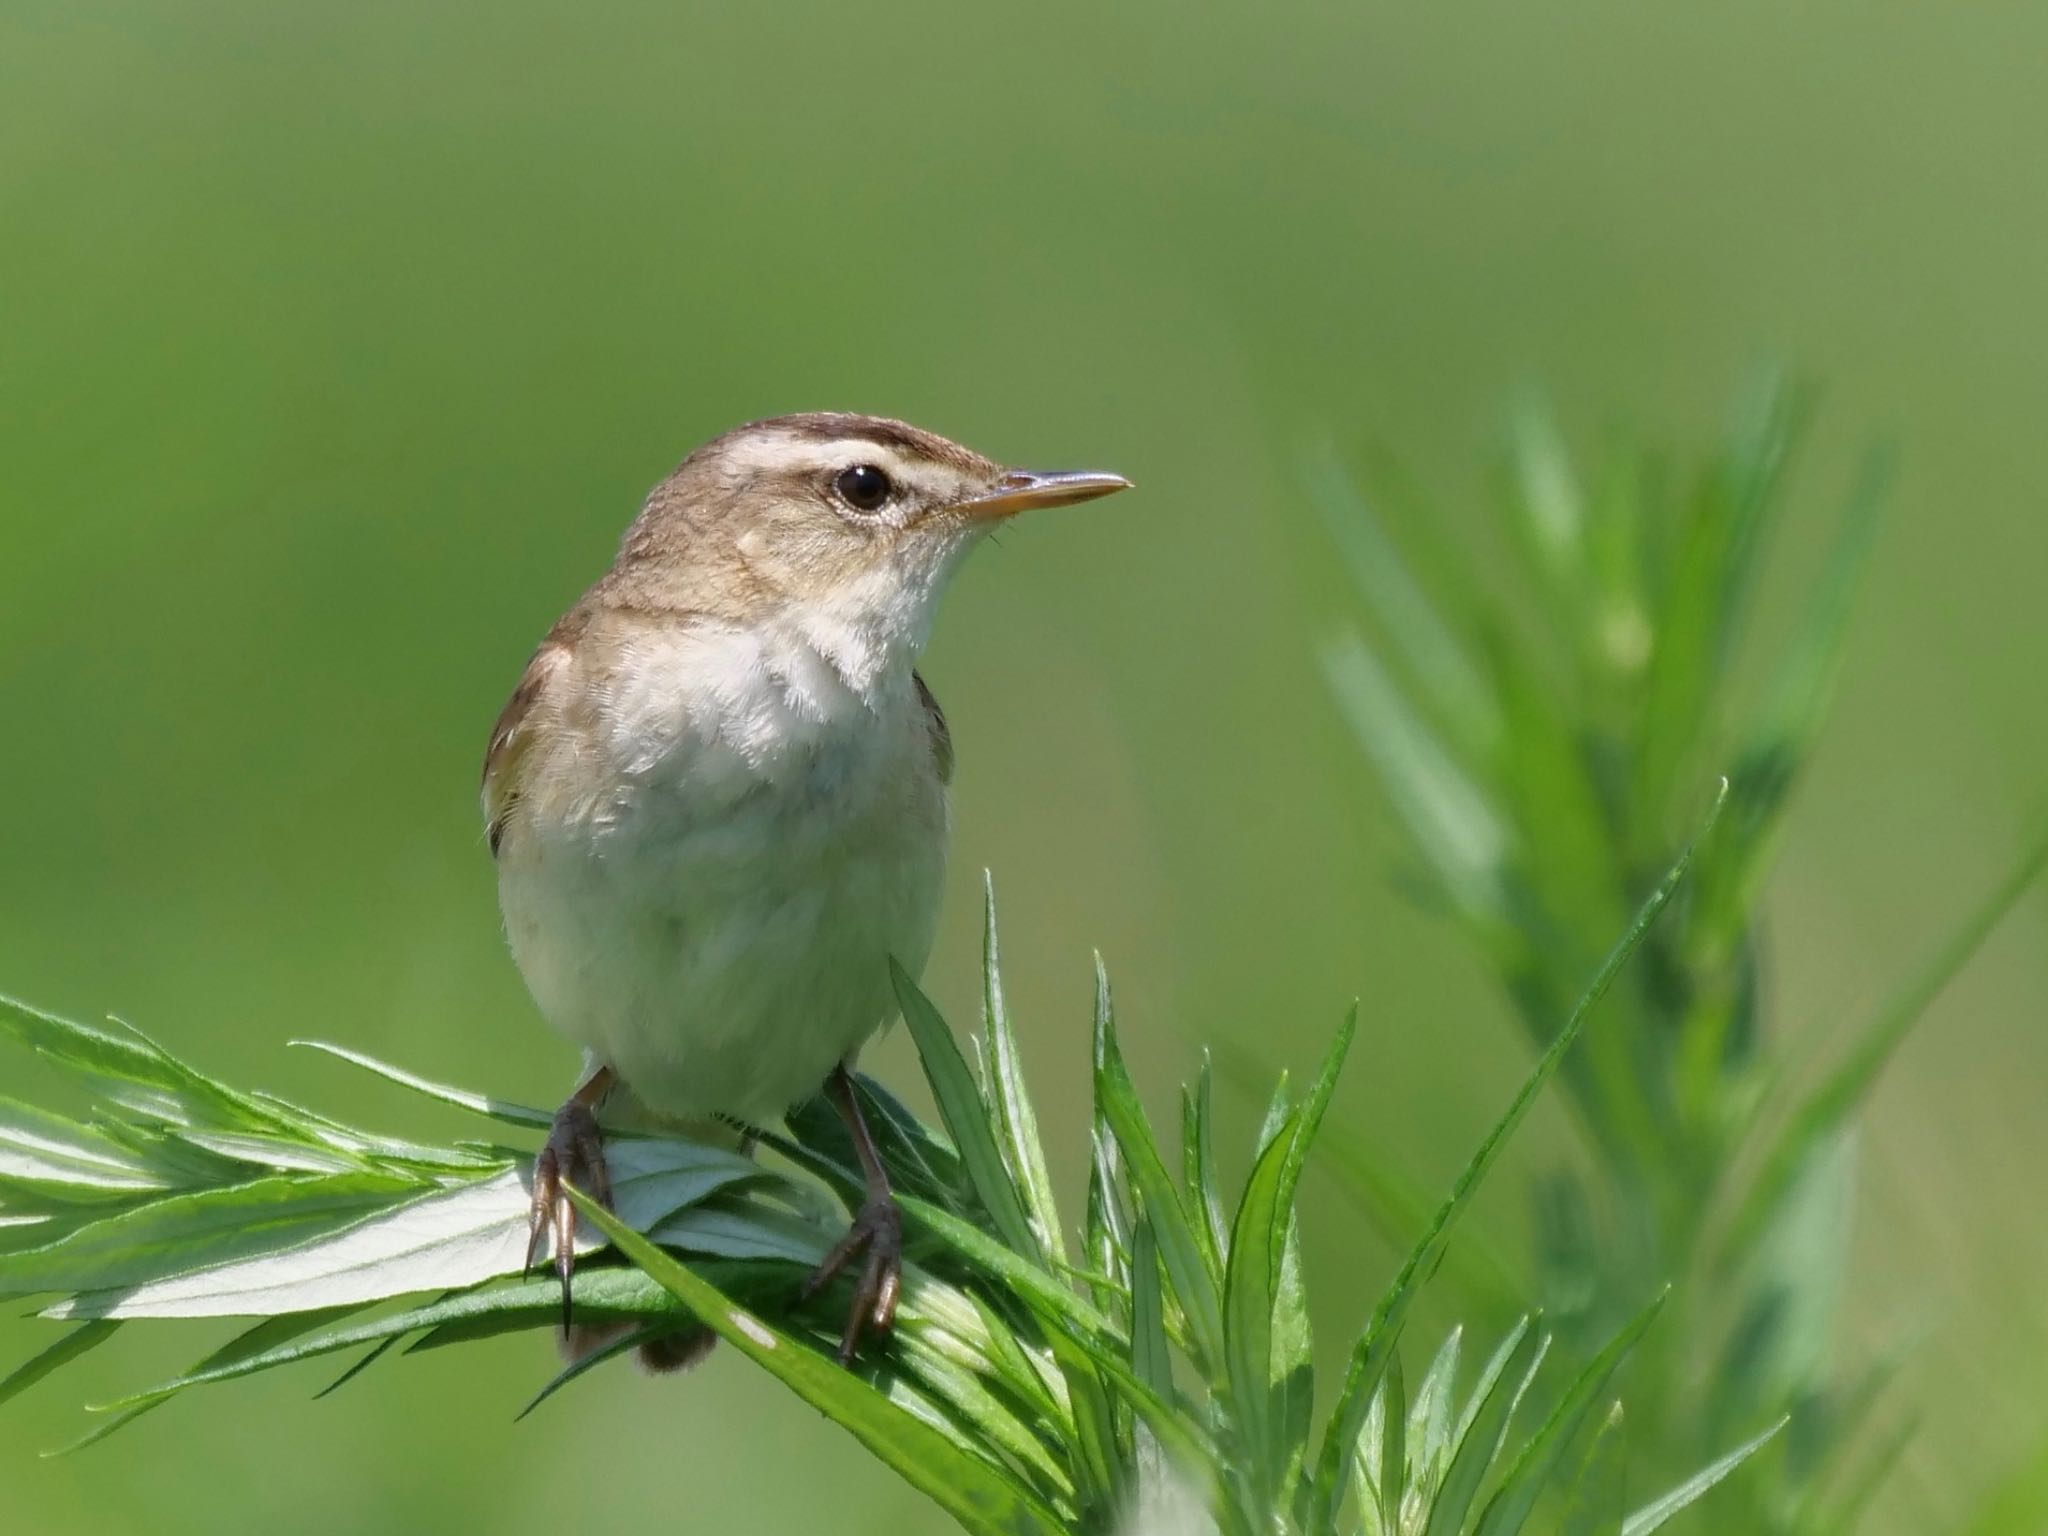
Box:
833;463;892;513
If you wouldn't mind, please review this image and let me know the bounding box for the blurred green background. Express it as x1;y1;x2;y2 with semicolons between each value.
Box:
3;2;2044;1532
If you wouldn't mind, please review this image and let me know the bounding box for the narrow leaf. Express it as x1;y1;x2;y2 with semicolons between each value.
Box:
1223;1107;1301;1504
1407;1324;1461;1492
1728;819;2048;1258
1473;1292;1667;1536
0;1321;118;1410
1422;1319;1541;1536
1306;803;1713;1531
0;1098;172;1196
290;1041;552;1128
1130;1217;1171;1396
1620;1417;1786;1536
1096;1001;1225;1376
0;1172;423;1299
1377;1349;1408;1536
104;1269;671;1409
1323;632;1511;931
1183;1057;1229;1280
979;879;1066;1265
890;961;1043;1263
574;1191;1067;1536
45;1138;757;1319
1559;1402;1628;1536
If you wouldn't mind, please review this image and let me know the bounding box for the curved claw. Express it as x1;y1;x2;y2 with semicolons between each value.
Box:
526;1098;611;1330
802;1195;903;1366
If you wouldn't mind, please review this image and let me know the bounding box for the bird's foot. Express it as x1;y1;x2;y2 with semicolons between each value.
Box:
802;1194;903;1366
525;1097;612;1329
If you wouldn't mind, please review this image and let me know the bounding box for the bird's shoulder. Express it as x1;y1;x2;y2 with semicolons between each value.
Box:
481;607;592;857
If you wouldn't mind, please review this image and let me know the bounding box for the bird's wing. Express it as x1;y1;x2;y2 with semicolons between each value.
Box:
913;669;953;785
481;637;574;857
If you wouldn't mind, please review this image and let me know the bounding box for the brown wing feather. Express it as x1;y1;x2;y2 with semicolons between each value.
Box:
913;669;953;785
482;638;573;857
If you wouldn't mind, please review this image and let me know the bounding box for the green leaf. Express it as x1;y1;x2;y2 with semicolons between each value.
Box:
1507;394;1589;594
1632;375;1807;824
646;1201;833;1265
1406;1324;1461;1498
46;1399;165;1456
1306;804;1711;1531
0;998;283;1135
289;1041;552;1127
1715;1126;1856;1420
977;879;1065;1268
1094;988;1225;1378
1129;1217;1171;1397
313;1333;406;1399
0;1171;423;1299
1376;1348;1408;1536
573;1191;1068;1536
105;1269;672;1410
1422;1318;1542;1536
44;1138;764;1319
0;1321;119;1410
1222;1106;1301;1505
1323;632;1511;933
1558;1401;1628;1536
0;1097;173;1197
1473;1291;1666;1536
0;1207;106;1259
1281;1086;1522;1314
1274;1005;1355;1279
1082;958;1134;1319
890;961;1042;1263
894;1325;1077;1508
1270;1205;1315;1507
514;1320;674;1421
1619;1417;1785;1536
46;1309;364;1454
1727;819;2048;1259
1699;446;1889;934
964;1290;1069;1435
894;1195;1124;1359
1306;442;1502;763
1482;628;1628;998
1031;1326;1117;1514
1183;1055;1229;1280
900;1197;1226;1511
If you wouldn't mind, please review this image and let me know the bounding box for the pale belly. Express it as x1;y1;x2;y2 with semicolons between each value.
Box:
498;720;948;1125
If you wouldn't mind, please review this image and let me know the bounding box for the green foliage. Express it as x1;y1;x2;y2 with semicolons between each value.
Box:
1313;377;2048;1533
0;860;1775;1534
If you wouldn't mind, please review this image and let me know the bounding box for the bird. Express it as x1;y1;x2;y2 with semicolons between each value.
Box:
481;412;1129;1364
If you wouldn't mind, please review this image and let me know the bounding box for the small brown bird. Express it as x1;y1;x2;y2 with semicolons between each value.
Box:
482;413;1129;1361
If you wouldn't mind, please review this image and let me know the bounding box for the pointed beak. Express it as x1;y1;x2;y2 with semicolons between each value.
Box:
956;468;1132;523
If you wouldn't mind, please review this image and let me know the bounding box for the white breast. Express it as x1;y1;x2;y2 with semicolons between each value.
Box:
496;621;949;1125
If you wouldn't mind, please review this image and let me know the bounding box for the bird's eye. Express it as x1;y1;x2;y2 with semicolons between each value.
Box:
833;463;893;513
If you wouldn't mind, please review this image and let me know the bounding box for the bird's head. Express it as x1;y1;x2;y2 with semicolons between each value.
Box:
601;412;1129;685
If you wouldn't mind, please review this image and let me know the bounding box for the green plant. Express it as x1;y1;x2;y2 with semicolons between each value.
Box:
1;861;1772;1534
1310;377;2048;1532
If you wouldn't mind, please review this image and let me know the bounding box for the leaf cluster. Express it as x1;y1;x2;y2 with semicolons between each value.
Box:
2;866;1771;1535
1311;377;2045;1532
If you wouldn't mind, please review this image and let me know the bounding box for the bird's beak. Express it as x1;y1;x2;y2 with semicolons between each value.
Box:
956;468;1132;523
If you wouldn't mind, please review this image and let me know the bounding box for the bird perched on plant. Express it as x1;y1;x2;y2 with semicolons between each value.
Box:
482;413;1129;1362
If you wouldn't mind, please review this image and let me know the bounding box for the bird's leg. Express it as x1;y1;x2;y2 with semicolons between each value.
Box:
526;1064;616;1330
801;1064;904;1366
